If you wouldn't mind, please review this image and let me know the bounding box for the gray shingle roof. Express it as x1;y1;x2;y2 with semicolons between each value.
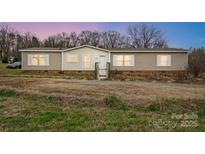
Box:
19;47;64;52
109;48;188;52
19;46;189;53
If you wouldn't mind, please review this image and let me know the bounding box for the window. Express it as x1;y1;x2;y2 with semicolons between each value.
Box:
124;55;132;66
39;54;49;66
67;54;78;63
83;54;90;68
28;54;49;66
31;54;38;66
113;55;134;66
157;55;171;66
116;55;124;66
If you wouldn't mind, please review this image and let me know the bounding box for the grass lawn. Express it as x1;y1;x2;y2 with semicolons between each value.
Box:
0;63;94;79
0;89;204;132
0;62;205;131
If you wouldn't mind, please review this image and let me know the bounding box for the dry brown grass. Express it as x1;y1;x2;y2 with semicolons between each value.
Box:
0;77;205;104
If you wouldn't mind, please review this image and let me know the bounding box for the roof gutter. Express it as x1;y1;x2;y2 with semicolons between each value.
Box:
19;49;63;52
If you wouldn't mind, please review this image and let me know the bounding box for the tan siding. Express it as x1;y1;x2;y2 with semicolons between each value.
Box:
110;52;188;71
21;52;62;70
63;47;109;71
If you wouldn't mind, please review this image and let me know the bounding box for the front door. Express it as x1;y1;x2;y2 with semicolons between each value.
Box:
99;55;106;69
98;55;107;76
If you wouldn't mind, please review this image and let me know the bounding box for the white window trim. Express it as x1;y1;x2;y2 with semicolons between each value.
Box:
27;54;49;66
113;54;135;66
28;54;33;66
157;54;171;67
28;54;38;66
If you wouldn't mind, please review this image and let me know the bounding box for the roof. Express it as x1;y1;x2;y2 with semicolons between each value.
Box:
19;45;189;53
19;48;64;52
19;45;109;52
109;48;188;53
63;45;110;52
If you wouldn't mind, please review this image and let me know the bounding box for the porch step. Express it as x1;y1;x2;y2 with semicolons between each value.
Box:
95;62;110;80
98;74;108;80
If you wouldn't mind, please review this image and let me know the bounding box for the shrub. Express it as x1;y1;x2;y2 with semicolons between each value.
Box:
0;89;16;97
2;57;8;63
104;94;121;107
147;104;160;112
104;94;129;110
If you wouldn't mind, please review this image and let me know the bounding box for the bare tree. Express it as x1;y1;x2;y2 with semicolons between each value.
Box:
69;32;79;47
44;36;57;48
188;47;205;77
21;32;41;48
0;24;17;59
89;31;101;47
44;32;79;48
0;24;41;61
127;24;168;48
100;31;126;48
78;31;93;45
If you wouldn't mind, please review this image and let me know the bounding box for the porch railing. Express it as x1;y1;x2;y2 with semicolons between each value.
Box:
95;62;110;80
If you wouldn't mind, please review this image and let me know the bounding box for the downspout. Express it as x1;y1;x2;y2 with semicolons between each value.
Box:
108;51;111;63
108;50;111;78
21;51;23;70
62;51;64;71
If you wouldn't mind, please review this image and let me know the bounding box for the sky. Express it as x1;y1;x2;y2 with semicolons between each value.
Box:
1;22;205;49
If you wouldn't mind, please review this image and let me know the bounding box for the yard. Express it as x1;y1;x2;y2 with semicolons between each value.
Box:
0;76;204;131
0;63;95;79
0;63;205;131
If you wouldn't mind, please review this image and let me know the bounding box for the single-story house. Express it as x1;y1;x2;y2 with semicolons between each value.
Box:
19;45;189;79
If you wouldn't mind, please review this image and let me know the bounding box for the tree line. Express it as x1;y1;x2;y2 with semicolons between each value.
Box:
0;24;41;61
0;23;168;61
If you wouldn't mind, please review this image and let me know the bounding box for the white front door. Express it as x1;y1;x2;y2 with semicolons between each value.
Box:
98;55;107;76
99;55;106;69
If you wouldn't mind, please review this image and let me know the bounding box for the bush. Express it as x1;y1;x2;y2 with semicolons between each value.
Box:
2;57;8;63
147;104;160;112
104;94;121;107
104;94;129;110
0;89;16;97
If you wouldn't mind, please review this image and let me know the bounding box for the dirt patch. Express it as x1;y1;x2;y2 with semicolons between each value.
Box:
0;77;205;104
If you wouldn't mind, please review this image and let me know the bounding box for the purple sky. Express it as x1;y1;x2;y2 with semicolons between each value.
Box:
2;22;107;39
2;22;205;49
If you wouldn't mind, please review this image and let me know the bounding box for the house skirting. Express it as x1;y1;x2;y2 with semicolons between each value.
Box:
21;70;96;79
22;70;95;73
21;70;187;80
109;70;188;80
